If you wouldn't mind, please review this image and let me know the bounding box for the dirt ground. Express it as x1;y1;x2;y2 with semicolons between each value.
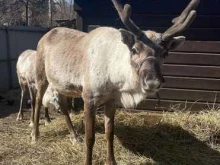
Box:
1;90;220;165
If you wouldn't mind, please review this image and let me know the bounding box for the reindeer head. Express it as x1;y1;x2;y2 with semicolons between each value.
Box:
112;0;200;95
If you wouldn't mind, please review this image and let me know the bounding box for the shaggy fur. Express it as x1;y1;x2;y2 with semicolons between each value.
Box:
16;50;58;126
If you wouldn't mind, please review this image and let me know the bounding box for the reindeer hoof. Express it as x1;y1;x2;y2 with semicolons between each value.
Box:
70;137;77;145
44;120;51;126
31;131;39;144
31;138;37;145
31;135;37;144
29;122;34;128
69;135;83;145
16;115;23;121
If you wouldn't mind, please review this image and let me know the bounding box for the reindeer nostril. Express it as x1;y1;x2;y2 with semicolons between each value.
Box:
144;79;161;90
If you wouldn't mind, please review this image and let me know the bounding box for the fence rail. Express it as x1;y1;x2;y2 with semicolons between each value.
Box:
137;41;220;111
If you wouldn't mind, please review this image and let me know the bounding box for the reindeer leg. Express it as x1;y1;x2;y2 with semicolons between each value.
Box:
104;103;117;165
59;94;79;145
31;82;48;144
44;107;51;125
28;86;36;127
17;84;26;121
83;96;96;165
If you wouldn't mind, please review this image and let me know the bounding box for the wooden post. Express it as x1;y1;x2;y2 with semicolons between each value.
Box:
75;12;83;31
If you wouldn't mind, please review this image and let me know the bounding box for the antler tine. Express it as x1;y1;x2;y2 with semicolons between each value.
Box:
112;0;143;37
162;0;200;41
172;0;200;24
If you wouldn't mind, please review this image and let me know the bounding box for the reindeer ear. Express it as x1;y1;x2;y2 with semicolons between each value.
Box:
119;29;135;50
168;36;185;50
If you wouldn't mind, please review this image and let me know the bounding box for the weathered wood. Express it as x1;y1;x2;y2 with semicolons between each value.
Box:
165;52;220;66
86;22;220;41
74;3;82;11
137;99;218;111
76;12;83;31
78;0;220;16
84;14;220;28
175;41;220;53
163;64;220;78
140;28;220;41
77;0;220;111
163;76;220;91
8;26;49;33
148;88;220;103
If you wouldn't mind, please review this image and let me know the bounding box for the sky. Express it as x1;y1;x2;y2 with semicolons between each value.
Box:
54;0;74;4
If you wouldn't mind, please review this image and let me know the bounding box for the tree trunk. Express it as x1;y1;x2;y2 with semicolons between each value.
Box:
25;1;29;26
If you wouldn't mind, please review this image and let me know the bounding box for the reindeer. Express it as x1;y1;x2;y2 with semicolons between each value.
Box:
31;0;200;164
16;50;57;126
42;85;61;113
17;49;78;142
16;50;50;126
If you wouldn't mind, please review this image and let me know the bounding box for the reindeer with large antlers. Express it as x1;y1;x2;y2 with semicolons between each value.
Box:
31;0;199;164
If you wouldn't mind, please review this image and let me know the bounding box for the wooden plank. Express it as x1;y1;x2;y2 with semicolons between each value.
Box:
140;27;220;41
95;14;220;28
137;99;218;111
140;15;220;28
84;14;220;28
76;12;83;31
86;19;220;41
165;52;220;66
163;64;220;78
74;3;82;11
175;41;220;53
147;88;220;103
8;26;49;33
82;0;220;16
163;76;220;91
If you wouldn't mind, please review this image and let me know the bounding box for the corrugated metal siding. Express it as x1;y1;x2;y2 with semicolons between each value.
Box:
0;26;48;91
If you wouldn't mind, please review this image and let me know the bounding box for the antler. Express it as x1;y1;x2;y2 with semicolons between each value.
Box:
111;0;143;38
162;0;200;41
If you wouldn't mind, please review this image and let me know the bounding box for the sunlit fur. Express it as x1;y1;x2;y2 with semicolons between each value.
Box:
42;85;60;110
38;27;165;109
37;26;185;109
34;25;187;165
17;50;36;89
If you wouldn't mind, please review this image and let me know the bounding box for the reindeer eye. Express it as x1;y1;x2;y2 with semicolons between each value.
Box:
131;48;137;55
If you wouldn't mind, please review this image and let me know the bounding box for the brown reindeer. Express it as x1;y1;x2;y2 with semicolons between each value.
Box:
31;0;199;164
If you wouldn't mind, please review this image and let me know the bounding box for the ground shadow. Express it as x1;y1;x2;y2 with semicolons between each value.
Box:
0;88;29;118
55;117;220;165
115;123;220;165
54;112;220;165
0;101;20;118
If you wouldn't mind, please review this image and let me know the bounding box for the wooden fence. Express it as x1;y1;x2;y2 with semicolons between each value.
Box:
78;0;220;111
90;24;220;111
138;41;220;111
